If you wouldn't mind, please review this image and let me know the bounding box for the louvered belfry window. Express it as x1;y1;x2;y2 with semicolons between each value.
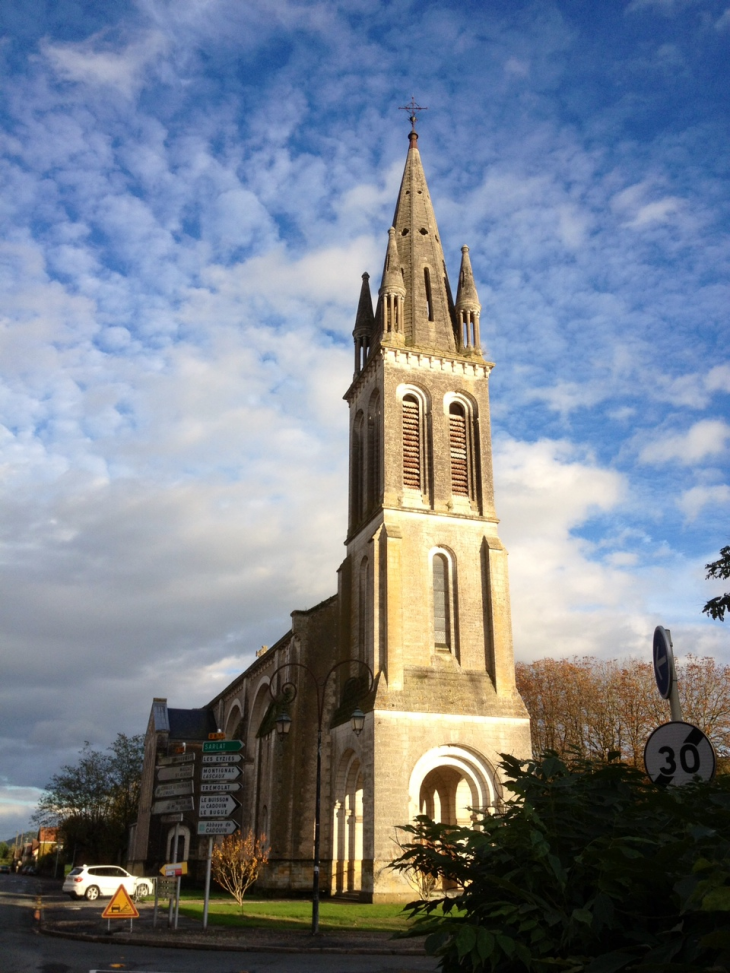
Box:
449;402;469;496
402;395;421;489
433;553;450;649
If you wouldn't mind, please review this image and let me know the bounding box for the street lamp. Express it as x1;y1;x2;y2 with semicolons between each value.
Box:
269;659;374;935
275;711;292;737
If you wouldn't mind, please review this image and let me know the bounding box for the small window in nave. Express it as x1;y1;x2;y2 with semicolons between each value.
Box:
433;553;451;649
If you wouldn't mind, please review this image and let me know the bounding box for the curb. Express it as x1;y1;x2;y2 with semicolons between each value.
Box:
39;920;427;956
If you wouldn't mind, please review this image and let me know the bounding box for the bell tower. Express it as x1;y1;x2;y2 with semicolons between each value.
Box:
331;121;531;902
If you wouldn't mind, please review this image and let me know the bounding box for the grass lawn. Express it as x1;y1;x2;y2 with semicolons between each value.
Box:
176;897;416;932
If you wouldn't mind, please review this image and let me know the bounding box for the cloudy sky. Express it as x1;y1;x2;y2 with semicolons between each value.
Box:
1;0;729;836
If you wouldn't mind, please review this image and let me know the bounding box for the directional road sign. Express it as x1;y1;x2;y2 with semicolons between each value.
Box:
653;626;674;699
202;740;243;753
200;781;240;793
157;764;194;781
151;796;195;815
158;752;196;767
198;820;240;835
201;765;240;781
101;885;139;920
198;794;240;817
202;753;242;764
154;781;194;799
160;813;184;823
160;861;188;877
644;721;716;787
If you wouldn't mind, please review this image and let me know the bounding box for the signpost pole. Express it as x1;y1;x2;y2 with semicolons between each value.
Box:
174;875;181;929
168;822;179;929
203;837;213;930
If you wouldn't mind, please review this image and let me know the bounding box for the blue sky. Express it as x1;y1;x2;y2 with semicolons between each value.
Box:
1;0;728;835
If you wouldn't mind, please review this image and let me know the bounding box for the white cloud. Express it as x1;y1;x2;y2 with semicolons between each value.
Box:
639;419;730;465
678;483;730;521
504;57;530;77
705;364;730;394
41;30;168;98
525;380;607;417
611;182;684;228
627;196;684;228
495;438;641;659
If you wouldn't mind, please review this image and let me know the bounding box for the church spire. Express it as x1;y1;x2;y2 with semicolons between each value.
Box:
455;245;482;354
353;272;375;375
376;124;459;354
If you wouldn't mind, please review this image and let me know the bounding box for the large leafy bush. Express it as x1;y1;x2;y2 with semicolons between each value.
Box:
394;754;730;972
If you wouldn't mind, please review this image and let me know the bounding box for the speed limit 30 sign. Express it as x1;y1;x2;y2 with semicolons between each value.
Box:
644;721;715;787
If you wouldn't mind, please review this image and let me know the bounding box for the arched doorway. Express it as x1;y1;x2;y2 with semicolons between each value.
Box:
409;746;499;827
332;750;364;894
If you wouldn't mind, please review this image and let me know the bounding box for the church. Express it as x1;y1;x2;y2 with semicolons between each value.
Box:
128;120;531;902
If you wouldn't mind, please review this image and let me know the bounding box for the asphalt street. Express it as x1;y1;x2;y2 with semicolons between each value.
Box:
0;874;439;973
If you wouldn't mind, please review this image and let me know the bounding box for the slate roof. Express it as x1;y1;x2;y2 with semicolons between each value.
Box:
167;707;217;740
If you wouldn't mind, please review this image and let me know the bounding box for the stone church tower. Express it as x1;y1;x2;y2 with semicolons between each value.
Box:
129;124;530;902
331;125;531;899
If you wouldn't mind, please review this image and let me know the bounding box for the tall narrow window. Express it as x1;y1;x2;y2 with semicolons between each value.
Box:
424;267;434;321
433;554;451;649
358;557;369;662
366;391;381;511
351;411;364;526
402;395;421;489
449;403;469;496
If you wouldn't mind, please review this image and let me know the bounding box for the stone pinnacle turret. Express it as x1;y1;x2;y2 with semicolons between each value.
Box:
378;227;407;346
454;245;482;354
353;272;375;375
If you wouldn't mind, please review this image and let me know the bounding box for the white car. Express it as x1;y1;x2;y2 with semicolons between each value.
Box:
62;864;152;901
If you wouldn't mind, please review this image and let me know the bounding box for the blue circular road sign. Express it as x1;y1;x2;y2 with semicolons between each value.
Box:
653;626;673;700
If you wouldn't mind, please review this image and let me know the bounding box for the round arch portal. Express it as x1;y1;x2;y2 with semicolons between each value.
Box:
408;746;499;826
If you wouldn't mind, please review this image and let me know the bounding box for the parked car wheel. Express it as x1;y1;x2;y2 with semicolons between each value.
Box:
134;882;151;900
85;885;100;901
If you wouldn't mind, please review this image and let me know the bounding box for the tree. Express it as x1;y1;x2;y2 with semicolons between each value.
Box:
516;656;730;767
389;828;438;901
703;544;730;621
0;841;9;861
211;830;269;909
33;733;144;864
394;753;730;973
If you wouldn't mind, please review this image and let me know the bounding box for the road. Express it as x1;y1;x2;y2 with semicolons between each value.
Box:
0;874;438;973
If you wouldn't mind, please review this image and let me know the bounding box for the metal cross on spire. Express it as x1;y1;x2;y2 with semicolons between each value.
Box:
399;96;428;132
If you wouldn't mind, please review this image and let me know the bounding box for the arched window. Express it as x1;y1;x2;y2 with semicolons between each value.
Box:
433;553;451;650
358;556;370;662
402;394;421;490
449;403;469;496
366;391;381;511
351;410;364;527
399;385;431;502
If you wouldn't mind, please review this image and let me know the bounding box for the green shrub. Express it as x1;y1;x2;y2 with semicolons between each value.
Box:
393;753;730;972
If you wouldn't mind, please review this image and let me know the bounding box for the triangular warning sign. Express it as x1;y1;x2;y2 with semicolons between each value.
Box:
101;884;140;919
